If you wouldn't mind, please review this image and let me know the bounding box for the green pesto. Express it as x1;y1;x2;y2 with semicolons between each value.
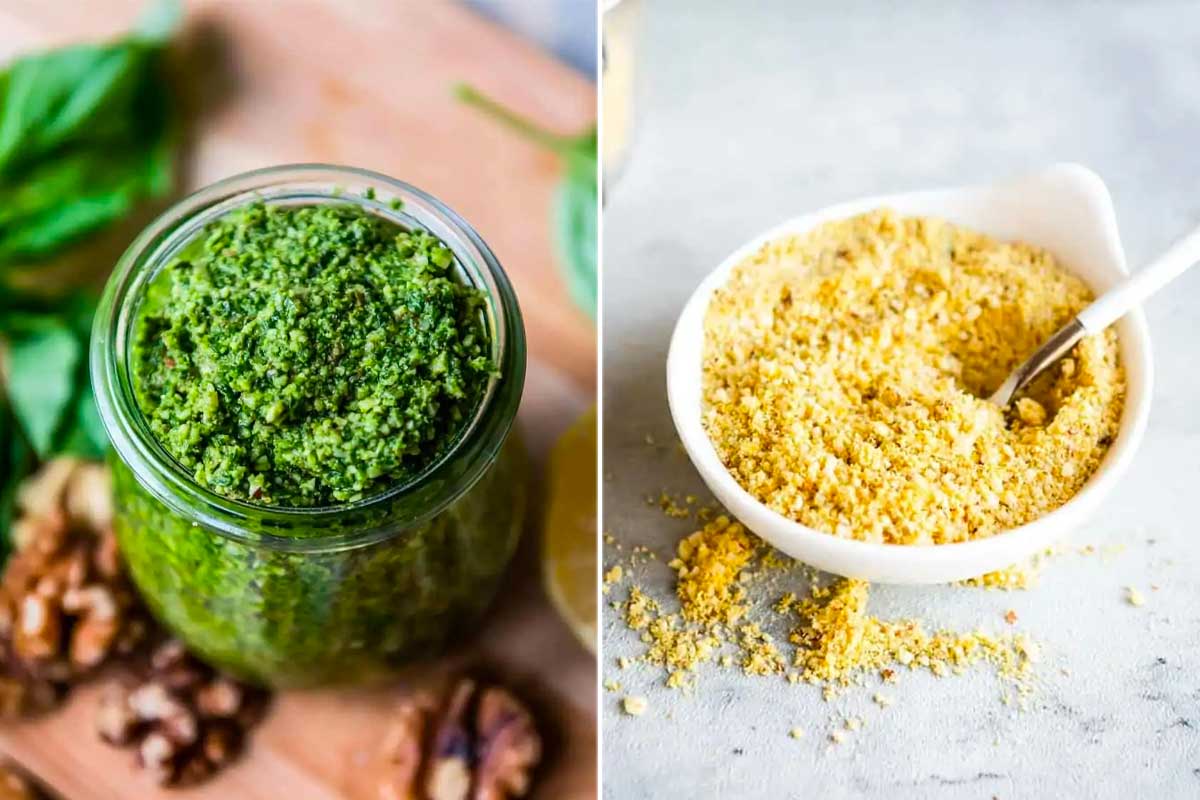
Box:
113;200;525;687
111;434;526;687
131;202;493;507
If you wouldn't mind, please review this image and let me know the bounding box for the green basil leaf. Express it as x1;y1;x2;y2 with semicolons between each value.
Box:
0;143;170;264
456;84;598;318
56;381;109;459
6;322;81;458
555;136;597;317
0;0;177;270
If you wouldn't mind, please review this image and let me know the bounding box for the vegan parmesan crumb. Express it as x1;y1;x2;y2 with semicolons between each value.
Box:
789;579;1035;695
622;696;648;716
701;209;1124;545
1126;587;1146;607
961;562;1040;591
789;727;805;739
603;565;624;593
617;511;1037;704
623;586;659;630
670;515;758;627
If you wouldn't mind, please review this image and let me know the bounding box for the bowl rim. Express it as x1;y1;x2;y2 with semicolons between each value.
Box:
665;163;1154;583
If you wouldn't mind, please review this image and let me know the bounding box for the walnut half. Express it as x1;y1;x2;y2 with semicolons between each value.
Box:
381;677;543;800
94;639;267;787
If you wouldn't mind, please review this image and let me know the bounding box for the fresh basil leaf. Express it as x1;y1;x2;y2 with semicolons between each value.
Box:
5;322;81;458
0;0;177;270
57;381;108;459
456;84;598;318
554;134;598;317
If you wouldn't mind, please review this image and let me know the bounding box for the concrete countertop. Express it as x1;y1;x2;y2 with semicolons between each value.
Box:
601;2;1200;797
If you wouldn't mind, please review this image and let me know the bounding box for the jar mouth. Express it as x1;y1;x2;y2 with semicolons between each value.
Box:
92;164;526;550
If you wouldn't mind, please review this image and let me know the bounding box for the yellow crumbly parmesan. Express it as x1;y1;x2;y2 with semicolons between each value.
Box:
619;506;1037;704
670;515;758;627
623;586;659;630
702;209;1124;545
622;696;648;716
603;564;624;591
738;623;785;675
790;579;1034;698
619;516;780;685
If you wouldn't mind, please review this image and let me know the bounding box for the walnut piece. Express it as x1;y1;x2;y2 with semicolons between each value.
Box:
472;687;541;800
380;677;542;800
1;462;147;719
95;638;266;787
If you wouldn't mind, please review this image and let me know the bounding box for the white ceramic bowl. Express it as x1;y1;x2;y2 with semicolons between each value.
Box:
666;164;1153;584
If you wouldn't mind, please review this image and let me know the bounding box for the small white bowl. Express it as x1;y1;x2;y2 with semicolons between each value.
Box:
666;164;1153;584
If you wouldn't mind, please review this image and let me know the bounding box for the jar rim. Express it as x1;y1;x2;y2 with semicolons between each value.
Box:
91;164;526;551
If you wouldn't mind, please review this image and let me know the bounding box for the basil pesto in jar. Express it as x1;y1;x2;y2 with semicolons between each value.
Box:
92;166;527;688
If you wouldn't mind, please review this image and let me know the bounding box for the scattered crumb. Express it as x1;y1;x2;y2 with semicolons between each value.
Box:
602;565;624;594
622;696;648;716
604;680;622;692
623;586;659;630
872;693;893;708
617;657;631;670
671;515;758;627
829;730;846;744
666;670;693;691
658;492;691;519
738;624;785;676
791;579;1036;697
1004;609;1018;625
1126;587;1146;607
961;559;1042;591
789;727;805;739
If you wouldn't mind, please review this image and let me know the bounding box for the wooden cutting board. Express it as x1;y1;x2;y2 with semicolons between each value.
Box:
0;1;597;798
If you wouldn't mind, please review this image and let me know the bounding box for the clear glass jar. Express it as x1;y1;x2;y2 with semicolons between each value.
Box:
91;165;527;688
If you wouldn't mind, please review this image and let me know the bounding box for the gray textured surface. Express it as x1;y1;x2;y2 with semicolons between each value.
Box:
600;2;1200;797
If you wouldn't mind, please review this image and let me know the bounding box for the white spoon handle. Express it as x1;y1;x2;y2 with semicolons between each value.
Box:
1078;225;1200;332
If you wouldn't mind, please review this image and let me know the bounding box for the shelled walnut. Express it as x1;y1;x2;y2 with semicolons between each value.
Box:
0;459;145;718
380;677;543;800
95;638;266;787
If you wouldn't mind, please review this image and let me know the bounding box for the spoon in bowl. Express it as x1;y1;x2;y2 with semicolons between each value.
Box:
989;225;1200;407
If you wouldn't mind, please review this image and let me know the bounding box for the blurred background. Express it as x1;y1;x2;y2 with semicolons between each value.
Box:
602;1;1200;797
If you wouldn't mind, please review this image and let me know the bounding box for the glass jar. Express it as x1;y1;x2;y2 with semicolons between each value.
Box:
602;0;641;189
91;165;527;688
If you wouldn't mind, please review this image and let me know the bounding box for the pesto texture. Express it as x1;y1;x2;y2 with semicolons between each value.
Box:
107;196;526;687
132;202;493;507
112;434;526;687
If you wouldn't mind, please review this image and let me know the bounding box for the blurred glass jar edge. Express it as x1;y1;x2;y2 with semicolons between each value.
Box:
603;0;640;193
90;164;528;687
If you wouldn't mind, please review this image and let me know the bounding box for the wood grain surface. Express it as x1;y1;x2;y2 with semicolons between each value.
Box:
0;1;597;798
